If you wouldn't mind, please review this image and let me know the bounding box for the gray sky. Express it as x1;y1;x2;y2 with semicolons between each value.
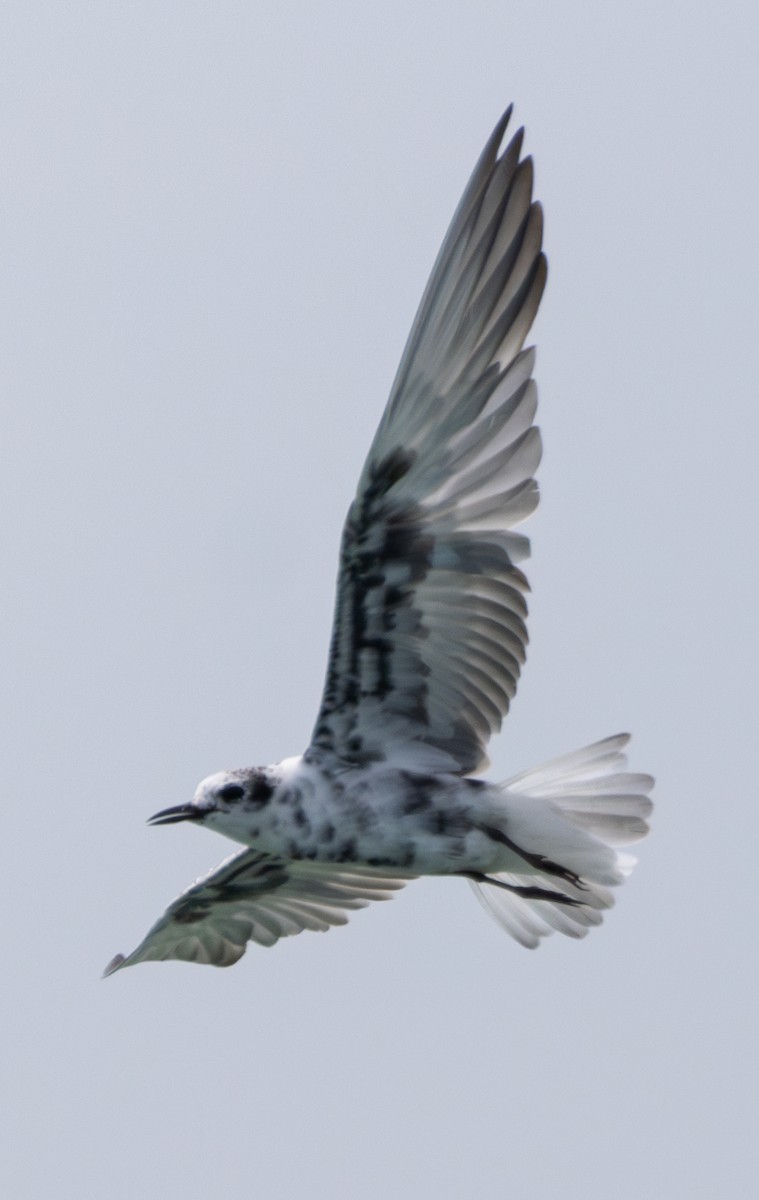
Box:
2;2;757;1197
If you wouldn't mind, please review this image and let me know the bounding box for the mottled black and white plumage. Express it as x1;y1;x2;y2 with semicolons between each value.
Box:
105;108;653;975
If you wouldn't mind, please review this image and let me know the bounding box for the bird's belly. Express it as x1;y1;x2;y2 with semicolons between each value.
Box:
222;766;502;875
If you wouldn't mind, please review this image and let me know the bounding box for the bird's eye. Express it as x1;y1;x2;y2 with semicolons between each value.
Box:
218;784;245;802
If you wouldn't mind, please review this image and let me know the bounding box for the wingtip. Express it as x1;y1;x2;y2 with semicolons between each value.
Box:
102;952;126;978
485;105;516;161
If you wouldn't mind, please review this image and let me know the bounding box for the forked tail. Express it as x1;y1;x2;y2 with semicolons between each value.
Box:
469;734;653;948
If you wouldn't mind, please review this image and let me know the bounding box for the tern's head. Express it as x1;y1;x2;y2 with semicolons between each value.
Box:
148;769;264;828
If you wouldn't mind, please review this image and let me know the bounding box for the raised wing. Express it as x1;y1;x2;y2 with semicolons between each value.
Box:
310;109;546;776
104;851;411;973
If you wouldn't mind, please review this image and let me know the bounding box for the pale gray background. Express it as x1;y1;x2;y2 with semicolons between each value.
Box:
2;2;757;1197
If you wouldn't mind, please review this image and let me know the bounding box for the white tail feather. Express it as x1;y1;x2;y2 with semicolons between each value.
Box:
470;735;654;949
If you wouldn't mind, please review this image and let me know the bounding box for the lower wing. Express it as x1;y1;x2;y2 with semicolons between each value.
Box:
104;849;412;973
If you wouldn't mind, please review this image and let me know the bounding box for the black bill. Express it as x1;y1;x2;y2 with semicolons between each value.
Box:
147;804;204;826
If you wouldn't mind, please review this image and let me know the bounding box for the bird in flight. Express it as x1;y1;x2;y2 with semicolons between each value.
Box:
105;107;653;975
